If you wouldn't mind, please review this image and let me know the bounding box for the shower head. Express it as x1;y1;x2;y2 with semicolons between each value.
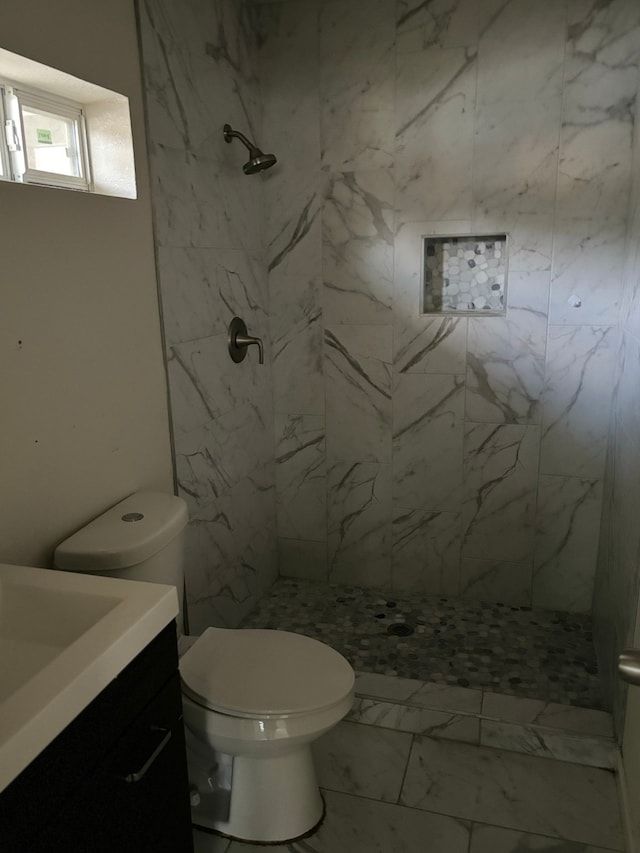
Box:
223;123;277;175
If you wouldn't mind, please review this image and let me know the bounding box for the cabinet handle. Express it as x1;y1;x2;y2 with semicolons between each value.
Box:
123;727;172;784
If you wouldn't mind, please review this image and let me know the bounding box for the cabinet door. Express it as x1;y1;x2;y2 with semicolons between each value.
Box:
35;673;193;853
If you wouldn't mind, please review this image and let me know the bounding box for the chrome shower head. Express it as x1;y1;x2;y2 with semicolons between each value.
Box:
223;123;277;175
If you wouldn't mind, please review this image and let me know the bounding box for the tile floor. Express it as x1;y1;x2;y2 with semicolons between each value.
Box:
240;578;603;708
191;580;621;852
192;715;623;853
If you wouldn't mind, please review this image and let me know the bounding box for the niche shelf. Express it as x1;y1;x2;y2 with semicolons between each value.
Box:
422;234;508;315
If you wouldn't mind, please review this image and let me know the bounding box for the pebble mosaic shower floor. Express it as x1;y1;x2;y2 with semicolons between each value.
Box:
240;579;604;710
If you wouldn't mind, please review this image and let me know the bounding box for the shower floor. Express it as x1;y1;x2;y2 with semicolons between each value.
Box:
239;578;604;710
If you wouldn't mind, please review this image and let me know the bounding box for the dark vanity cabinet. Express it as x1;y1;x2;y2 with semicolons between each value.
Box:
0;622;194;853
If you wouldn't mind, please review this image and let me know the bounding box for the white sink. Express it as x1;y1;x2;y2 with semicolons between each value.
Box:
0;562;178;793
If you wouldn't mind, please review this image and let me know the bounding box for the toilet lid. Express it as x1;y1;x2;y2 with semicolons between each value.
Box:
180;628;354;717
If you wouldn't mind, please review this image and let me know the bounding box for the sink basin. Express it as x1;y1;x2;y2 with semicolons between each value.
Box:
0;562;178;793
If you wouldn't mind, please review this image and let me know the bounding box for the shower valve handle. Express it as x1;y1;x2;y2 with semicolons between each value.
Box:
228;317;264;365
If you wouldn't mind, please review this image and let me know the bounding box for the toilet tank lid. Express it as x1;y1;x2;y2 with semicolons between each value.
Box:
54;491;188;572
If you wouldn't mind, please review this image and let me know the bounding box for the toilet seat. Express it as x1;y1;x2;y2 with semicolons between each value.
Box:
180;627;354;719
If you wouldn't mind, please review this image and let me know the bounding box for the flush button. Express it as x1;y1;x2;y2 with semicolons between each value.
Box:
122;512;144;522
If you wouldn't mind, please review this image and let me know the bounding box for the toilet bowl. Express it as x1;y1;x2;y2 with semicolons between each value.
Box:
53;491;355;844
180;626;355;843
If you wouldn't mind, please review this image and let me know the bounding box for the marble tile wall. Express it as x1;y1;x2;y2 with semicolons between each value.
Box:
137;0;277;632
594;76;640;729
258;0;640;613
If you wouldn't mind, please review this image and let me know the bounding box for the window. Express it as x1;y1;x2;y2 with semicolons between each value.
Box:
1;81;90;191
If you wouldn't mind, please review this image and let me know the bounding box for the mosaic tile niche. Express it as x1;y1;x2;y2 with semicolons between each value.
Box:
422;234;508;315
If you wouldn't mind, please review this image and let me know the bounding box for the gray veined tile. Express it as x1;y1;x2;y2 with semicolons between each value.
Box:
473;98;561;220
461;424;540;563
158;247;267;348
392;373;465;511
541;325;617;479
400;738;623;849
392;507;462;596
481;692;547;724
472;211;554;273
395;47;476;224
355;672;482;714
323;170;394;326
327;461;392;587
465;271;549;425
396;0;507;52
394;315;469;375
348;697;480;743
393;219;470;375
476;0;566;106
227;789;471;853
549;218;627;326
480;720;615;770
559;0;640;222
324;324;392;463
312;720;413;803
270;266;324;416
469;823;622;853
275;413;326;541
319;0;395;171
533;475;603;612
277;538;327;582
460;557;532;607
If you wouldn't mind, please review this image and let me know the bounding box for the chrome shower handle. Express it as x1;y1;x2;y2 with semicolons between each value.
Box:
228;316;264;364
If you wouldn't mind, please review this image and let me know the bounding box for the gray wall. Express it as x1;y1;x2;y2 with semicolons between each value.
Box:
138;0;277;632
0;0;174;568
595;80;640;728
259;0;640;612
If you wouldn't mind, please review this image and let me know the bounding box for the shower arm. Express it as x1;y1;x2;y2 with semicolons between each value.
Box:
223;124;258;155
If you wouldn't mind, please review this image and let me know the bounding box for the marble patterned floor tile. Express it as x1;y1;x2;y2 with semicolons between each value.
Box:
481;693;613;737
312;720;413;803
400;738;623;849
354;672;482;713
479;720;615;770
469;823;622;853
226;789;471;853
348;697;480;743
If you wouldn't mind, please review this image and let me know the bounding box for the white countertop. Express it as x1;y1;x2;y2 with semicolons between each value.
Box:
0;562;178;793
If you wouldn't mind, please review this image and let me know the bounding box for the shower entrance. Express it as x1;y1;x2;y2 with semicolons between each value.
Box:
240;578;602;710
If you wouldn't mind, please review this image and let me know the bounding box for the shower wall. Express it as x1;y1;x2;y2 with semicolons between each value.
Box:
138;0;277;632
595;80;640;730
258;0;640;611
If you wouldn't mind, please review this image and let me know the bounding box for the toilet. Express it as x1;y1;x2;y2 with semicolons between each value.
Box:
53;490;355;844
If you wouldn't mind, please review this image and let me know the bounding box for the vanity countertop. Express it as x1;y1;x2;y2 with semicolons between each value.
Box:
0;562;178;792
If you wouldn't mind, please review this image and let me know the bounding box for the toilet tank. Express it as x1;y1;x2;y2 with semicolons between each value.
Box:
54;491;188;624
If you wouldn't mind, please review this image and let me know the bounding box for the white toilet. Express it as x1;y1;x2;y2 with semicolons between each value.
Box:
54;491;355;844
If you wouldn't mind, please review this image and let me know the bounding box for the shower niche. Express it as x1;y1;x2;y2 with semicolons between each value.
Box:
422;233;508;315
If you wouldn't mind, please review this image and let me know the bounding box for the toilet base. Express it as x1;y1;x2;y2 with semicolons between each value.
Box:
190;745;324;843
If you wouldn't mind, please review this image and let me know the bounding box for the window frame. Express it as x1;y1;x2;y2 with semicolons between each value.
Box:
0;79;91;191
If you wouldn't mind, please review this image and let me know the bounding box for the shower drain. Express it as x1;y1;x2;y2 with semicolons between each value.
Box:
387;623;414;637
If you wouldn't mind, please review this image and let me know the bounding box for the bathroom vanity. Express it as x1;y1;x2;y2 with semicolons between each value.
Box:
0;563;194;853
